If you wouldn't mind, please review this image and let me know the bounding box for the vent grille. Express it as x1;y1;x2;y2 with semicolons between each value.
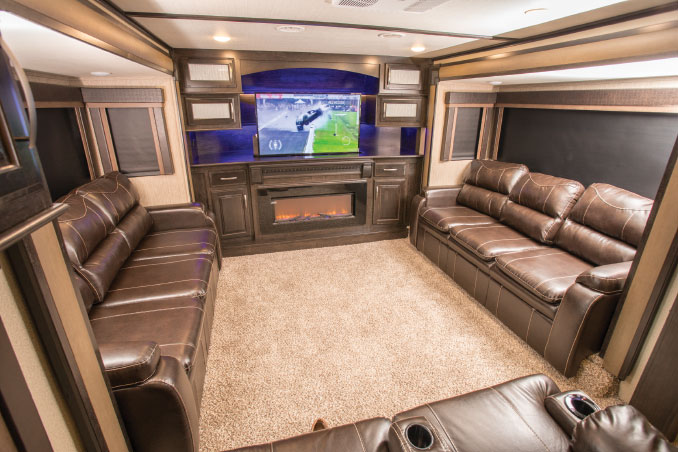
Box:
404;0;450;12
331;0;380;7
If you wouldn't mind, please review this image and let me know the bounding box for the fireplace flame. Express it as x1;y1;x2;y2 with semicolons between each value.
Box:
274;194;352;223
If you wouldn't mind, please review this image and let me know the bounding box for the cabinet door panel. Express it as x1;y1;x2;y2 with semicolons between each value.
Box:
373;178;406;225
211;187;252;239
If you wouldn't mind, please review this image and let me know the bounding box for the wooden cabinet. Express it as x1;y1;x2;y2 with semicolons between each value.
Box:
184;95;241;131
373;178;406;225
375;95;426;127
210;186;252;239
178;57;241;93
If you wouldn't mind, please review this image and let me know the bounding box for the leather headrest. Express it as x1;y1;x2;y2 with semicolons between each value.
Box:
509;172;584;219
74;172;139;228
571;405;677;452
463;160;529;195
568;183;653;247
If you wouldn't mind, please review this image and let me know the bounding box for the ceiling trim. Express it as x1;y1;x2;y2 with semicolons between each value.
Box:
96;0;172;52
0;0;173;75
125;11;513;41
433;2;678;63
438;21;678;68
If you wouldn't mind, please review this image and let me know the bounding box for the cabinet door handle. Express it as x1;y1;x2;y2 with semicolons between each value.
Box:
220;176;238;181
383;168;398;172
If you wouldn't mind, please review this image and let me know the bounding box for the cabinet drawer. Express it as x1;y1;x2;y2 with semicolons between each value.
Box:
374;163;405;177
210;169;247;186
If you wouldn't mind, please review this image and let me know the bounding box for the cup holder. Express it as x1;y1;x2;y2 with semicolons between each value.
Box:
405;423;434;450
564;394;599;419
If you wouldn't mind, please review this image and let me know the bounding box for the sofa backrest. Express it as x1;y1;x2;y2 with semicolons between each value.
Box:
456;160;529;219
500;173;584;244
555;183;653;265
58;172;152;310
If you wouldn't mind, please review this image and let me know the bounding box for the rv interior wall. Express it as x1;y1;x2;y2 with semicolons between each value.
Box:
426;81;494;187
0;253;82;451
78;76;191;206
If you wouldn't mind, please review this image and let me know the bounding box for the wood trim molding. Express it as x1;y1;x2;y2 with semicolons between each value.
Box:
491;107;504;159
148;108;165;175
496;89;678;108
496;104;678;113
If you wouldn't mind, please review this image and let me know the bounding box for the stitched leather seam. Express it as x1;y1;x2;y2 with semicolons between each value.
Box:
541;185;556;214
591;186;651;211
107;279;209;292
64;222;89;258
563;294;605;374
353;423;367;452
425;404;457;452
453;224;505;237
90;306;203;321
525;310;534;342
135;242;214;251
533;274;582;290
498;265;562;301
73;266;102;301
389;424;411;452
110;369;156;389
490;387;552;452
580;274;626;281
160;343;196;349
619;211;636;243
121;257;212;269
106;343;158;371
498;251;565;267
145;228;217;238
476;237;534;248
434;215;490;225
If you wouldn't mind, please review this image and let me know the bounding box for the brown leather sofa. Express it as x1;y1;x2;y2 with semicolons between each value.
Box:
410;160;653;376
225;374;676;452
57;172;221;452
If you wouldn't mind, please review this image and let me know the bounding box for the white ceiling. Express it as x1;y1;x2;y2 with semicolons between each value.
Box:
0;12;163;78
136;18;473;57
455;57;678;85
113;0;631;56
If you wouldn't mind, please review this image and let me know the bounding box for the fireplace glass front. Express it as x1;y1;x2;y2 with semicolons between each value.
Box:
273;193;353;223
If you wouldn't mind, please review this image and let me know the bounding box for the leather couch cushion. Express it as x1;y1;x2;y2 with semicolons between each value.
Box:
127;227;218;262
568;183;653;247
104;256;213;307
420;205;497;233
571;405;678;452
501;173;584;244
464;160;528;195
98;341;160;389
91;299;204;374
555;219;636;266
496;249;593;304
392;374;569;452
575;261;632;295
449;224;545;261
457;184;506;219
225;417;391;452
58;193;114;266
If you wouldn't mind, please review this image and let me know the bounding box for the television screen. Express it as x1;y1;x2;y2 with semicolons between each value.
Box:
256;93;360;156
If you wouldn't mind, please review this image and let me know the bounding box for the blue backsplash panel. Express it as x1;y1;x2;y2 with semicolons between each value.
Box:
189;67;417;164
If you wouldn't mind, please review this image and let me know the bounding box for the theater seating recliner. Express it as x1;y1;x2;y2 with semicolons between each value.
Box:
57;172;221;452
409;160;653;376
225;374;677;452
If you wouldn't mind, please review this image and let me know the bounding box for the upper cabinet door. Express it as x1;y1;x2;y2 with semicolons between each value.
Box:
179;58;242;93
381;63;426;94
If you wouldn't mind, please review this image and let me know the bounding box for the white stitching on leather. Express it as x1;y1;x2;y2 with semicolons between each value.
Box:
498;251;565;267
490;387;552;452
532;274;582;290
425;404;458;452
107;279;209;292
90;306;203;321
619;211;636;242
353;423;367;452
107;343;158;371
122;257;212;269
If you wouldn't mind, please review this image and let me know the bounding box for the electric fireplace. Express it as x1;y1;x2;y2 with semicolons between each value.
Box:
257;182;367;234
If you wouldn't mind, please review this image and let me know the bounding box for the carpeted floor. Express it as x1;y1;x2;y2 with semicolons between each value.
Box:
199;239;621;451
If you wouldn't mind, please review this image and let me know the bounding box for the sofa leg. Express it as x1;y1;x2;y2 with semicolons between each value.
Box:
544;283;620;377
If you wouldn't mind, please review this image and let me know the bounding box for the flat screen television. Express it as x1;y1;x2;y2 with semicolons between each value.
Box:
256;93;361;156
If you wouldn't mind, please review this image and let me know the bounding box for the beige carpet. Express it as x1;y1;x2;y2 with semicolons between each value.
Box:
199;239;621;451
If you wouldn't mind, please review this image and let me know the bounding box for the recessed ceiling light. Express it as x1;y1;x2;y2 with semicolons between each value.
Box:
213;35;231;43
411;46;426;53
524;7;548;14
276;25;305;33
378;32;405;39
90;71;111;76
489;81;503;85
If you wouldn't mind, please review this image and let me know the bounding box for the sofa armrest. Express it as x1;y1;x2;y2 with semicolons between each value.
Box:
147;203;216;232
113;356;200;452
576;261;632;294
99;341;160;388
423;186;461;208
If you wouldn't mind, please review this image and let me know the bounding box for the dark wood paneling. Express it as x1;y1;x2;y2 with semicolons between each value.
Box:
81;88;163;103
445;92;497;104
211;187;252;239
382;63;425;94
184;95;241;130
440;106;455;161
630;286;678;439
30;82;83;103
373;178;405;225
497;89;678;108
178;58;240;92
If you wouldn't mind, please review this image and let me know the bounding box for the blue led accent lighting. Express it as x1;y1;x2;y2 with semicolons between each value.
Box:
241;68;379;94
